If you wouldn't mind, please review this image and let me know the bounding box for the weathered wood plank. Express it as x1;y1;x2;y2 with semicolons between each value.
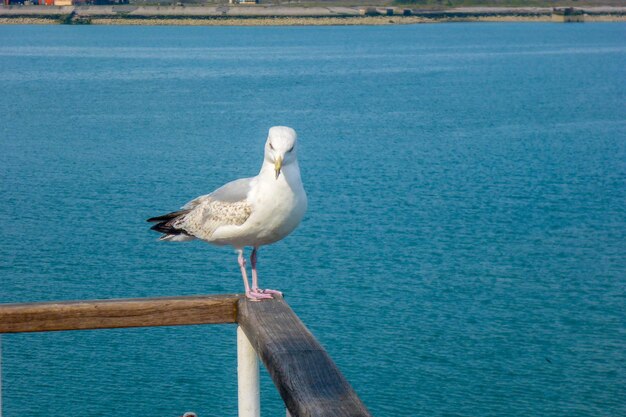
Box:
237;296;372;417
0;294;239;333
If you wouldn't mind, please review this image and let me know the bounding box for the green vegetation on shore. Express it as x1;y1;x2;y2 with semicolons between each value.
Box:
53;0;626;7
390;0;624;6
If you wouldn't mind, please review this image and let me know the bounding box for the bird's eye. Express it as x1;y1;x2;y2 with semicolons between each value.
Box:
287;145;294;153
269;143;275;151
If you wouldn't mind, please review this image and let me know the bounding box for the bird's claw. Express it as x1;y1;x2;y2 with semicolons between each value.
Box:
246;290;273;301
246;288;283;301
261;288;283;296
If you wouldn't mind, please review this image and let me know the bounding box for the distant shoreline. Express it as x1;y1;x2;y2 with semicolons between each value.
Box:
1;5;625;25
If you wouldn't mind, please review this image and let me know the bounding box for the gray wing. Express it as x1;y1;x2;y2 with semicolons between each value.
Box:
150;177;255;242
209;177;254;202
163;177;253;241
182;177;253;209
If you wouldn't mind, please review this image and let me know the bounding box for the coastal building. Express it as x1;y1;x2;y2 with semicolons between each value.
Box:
54;0;73;4
552;7;585;22
10;0;59;5
359;7;378;16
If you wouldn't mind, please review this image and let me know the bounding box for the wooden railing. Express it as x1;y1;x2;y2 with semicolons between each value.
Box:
0;294;372;417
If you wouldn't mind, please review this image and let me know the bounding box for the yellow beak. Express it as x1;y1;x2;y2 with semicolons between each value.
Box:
274;156;283;179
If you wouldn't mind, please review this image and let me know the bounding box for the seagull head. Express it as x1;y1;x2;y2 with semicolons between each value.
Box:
265;126;298;179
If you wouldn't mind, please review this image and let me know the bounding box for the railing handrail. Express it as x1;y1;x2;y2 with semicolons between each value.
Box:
0;294;239;333
0;294;373;417
239;296;371;417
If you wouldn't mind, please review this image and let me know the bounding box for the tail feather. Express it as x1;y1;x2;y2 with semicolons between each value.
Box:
147;209;194;240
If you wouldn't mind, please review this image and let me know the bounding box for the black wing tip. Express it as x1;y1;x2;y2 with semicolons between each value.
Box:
150;221;191;237
147;210;191;237
149;222;167;233
147;210;188;223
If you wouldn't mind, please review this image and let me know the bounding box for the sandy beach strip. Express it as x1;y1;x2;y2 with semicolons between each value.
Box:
87;15;556;26
0;6;624;26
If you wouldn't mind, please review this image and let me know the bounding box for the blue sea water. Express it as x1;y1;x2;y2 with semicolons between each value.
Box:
1;22;625;417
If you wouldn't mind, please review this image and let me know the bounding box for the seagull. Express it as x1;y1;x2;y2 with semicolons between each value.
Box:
147;126;307;300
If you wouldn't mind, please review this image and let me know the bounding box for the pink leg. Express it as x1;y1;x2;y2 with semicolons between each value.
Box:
250;247;283;297
238;249;271;300
250;247;259;291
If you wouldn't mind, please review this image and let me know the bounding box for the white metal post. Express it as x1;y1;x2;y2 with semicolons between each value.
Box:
237;326;260;417
0;335;3;417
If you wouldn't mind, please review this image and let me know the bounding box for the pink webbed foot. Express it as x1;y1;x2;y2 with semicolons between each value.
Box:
253;288;283;297
245;290;273;301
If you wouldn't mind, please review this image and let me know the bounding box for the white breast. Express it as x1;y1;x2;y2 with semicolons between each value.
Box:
209;163;307;248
